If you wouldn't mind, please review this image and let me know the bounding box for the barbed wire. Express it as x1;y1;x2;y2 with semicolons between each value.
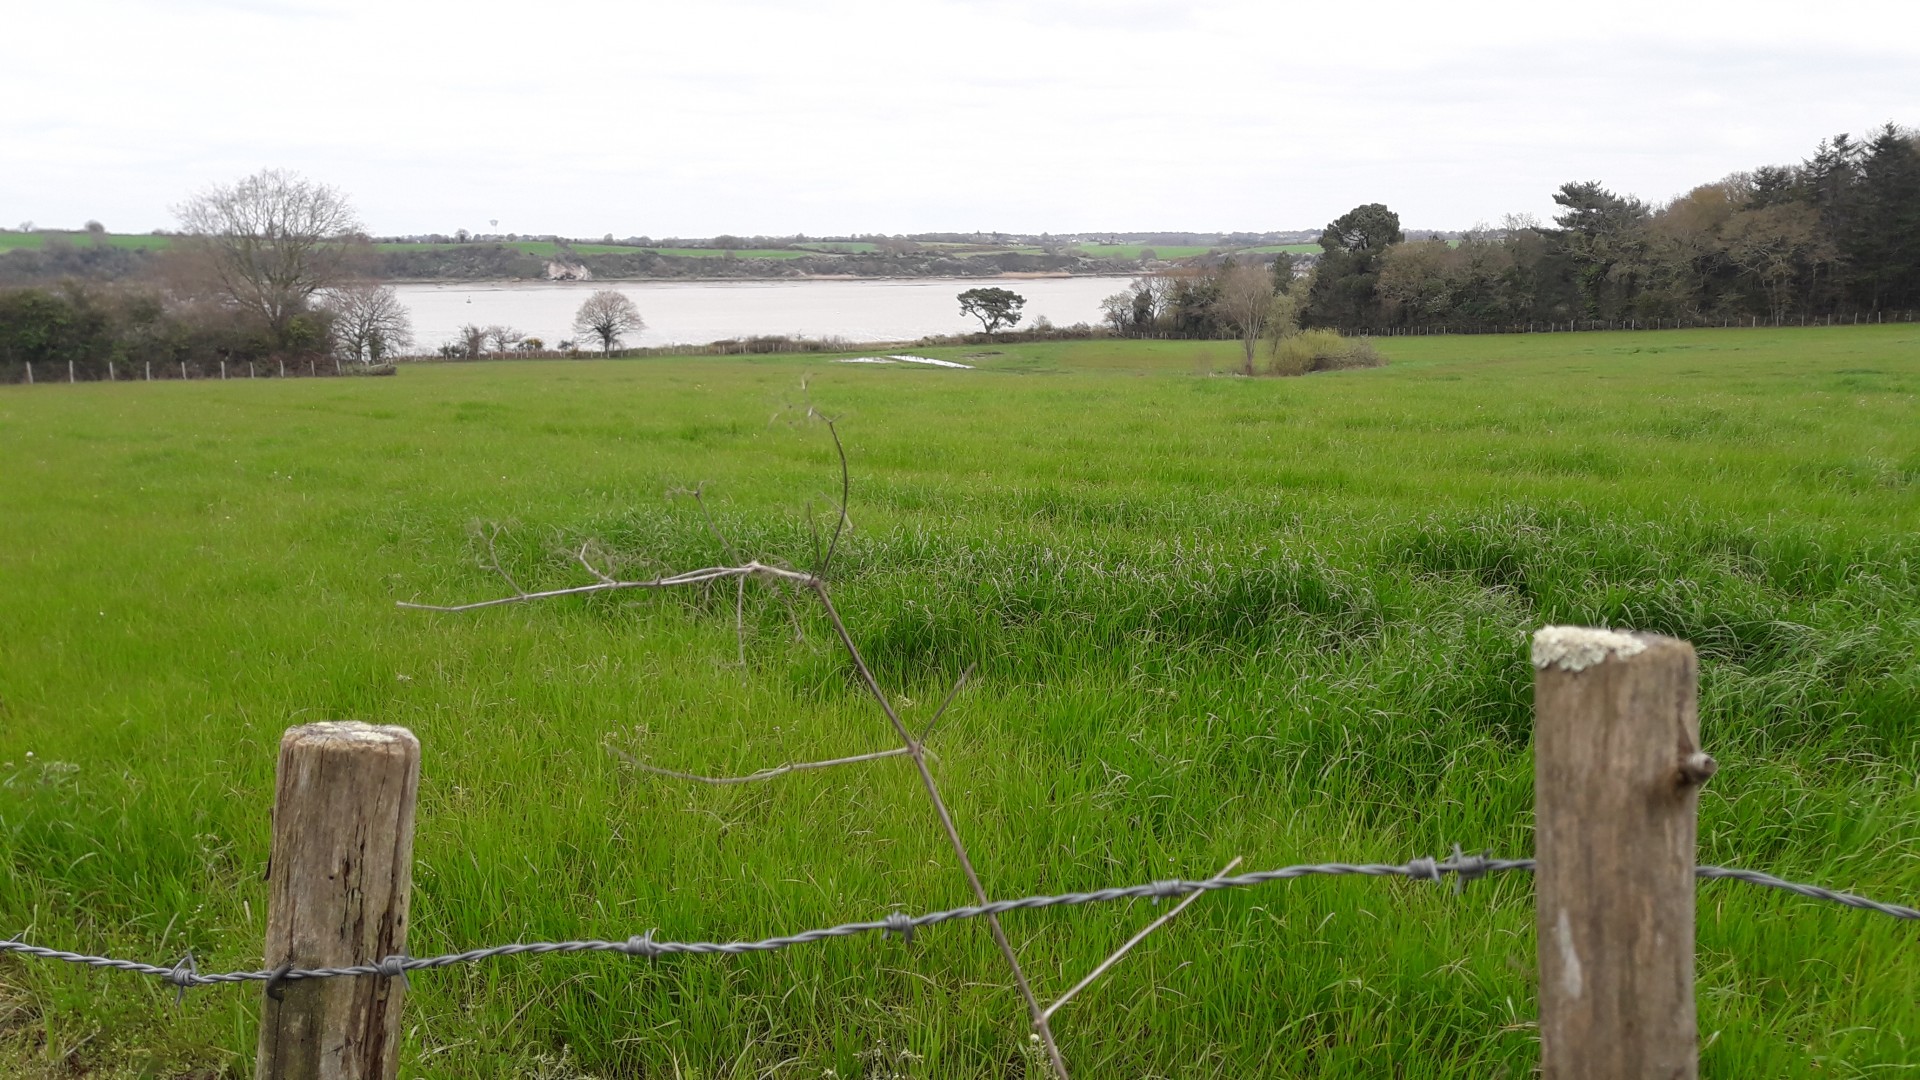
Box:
3;851;1912;997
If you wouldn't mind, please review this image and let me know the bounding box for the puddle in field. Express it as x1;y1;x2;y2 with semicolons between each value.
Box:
838;355;973;369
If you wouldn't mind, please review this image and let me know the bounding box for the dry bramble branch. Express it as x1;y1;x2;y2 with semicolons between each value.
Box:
403;417;1255;1079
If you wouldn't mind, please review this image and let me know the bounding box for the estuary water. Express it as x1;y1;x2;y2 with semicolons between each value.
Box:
390;276;1134;350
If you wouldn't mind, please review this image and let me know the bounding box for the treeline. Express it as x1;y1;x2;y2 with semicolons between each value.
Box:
0;238;155;285
0;281;345;383
1300;124;1920;330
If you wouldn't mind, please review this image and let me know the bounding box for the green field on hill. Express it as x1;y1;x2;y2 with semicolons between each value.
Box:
2;327;1916;1077
372;240;814;260
0;231;174;252
1072;242;1322;260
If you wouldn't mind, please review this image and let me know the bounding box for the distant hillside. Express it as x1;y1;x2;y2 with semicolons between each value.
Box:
0;230;1325;284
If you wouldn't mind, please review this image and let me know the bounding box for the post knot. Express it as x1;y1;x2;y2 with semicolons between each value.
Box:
882;912;917;944
623;931;660;959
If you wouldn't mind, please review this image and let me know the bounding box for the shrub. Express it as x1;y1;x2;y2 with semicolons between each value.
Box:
1265;329;1386;376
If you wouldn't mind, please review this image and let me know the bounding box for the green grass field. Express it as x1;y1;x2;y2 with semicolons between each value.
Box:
0;231;174;253
2;328;1917;1077
795;241;881;254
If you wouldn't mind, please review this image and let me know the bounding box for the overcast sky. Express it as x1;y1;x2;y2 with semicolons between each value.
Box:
5;0;1918;238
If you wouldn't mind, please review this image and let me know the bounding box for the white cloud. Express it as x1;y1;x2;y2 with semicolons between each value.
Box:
3;0;1916;235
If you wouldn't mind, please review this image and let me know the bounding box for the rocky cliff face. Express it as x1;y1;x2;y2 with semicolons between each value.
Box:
545;259;592;281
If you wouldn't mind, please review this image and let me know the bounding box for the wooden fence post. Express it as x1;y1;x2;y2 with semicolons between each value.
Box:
1533;627;1713;1080
257;722;420;1080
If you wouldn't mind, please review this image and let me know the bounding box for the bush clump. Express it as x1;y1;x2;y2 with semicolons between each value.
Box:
1265;329;1385;376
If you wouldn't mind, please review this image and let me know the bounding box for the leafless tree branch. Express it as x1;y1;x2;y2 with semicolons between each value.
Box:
814;413;852;579
482;524;525;595
574;542;616;585
1042;856;1243;1023
397;560;816;613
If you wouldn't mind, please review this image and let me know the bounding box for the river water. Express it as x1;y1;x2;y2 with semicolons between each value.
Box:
391;276;1135;350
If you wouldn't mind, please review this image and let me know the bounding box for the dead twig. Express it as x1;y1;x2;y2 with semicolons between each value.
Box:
1042;856;1243;1022
403;429;1073;1079
919;664;976;745
574;542;616;585
397;561;815;613
805;582;1070;1078
607;741;912;785
481;524;525;595
814;413;852;579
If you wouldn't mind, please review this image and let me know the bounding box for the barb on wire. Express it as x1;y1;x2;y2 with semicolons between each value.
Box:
7;853;1908;996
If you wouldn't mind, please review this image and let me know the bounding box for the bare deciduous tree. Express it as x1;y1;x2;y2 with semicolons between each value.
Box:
572;290;645;355
456;323;488;360
324;283;414;363
485;324;524;355
173;169;360;350
1213;263;1276;375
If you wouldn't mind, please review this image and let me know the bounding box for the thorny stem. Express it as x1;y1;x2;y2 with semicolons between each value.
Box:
809;580;1072;1080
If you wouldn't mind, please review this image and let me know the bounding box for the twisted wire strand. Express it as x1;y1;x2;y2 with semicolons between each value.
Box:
2;853;1911;991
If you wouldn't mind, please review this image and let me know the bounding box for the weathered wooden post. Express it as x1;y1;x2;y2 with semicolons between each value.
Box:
1533;627;1714;1080
258;722;419;1080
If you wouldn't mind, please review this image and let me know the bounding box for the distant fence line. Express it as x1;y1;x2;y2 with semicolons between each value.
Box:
0;356;375;386
5;308;1916;385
